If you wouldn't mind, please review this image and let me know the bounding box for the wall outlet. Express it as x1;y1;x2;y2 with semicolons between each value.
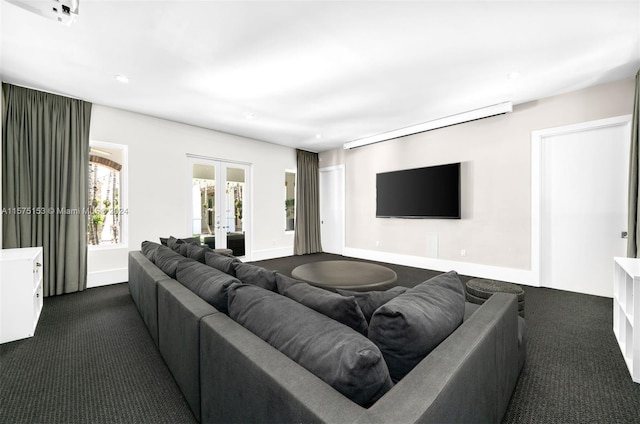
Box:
460;249;466;257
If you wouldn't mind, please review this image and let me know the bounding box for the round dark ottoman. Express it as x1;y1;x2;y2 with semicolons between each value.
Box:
465;278;525;317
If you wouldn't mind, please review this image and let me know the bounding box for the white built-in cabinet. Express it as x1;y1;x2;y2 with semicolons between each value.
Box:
613;257;640;383
0;247;44;344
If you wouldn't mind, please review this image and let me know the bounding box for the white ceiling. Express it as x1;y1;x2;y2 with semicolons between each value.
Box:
1;0;639;152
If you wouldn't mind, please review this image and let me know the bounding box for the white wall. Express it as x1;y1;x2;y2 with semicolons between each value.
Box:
88;105;296;287
319;78;635;284
0;83;3;250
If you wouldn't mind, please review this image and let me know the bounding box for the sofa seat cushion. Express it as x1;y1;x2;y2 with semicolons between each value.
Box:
227;283;393;407
276;274;368;335
205;251;240;276
368;271;465;382
233;262;277;291
154;245;190;279
337;286;409;323
176;260;241;313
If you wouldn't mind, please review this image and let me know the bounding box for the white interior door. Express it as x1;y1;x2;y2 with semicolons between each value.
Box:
319;166;345;255
539;118;630;297
188;156;250;258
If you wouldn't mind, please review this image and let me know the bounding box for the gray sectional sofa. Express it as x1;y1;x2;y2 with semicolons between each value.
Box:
128;239;525;423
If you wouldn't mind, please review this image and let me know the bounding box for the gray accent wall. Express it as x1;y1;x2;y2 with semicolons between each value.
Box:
319;78;635;272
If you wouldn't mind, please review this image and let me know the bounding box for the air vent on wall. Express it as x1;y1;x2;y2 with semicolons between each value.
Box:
6;0;79;26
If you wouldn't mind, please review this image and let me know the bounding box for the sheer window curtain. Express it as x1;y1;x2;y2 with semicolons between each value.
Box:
293;149;323;255
2;83;92;296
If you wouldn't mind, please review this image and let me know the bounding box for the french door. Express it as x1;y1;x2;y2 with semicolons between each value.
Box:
187;155;250;258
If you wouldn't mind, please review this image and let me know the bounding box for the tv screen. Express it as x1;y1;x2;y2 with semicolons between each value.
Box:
376;163;461;219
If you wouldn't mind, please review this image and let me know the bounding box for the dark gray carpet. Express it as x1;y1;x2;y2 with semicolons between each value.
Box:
501;286;640;423
1;253;640;423
0;283;197;424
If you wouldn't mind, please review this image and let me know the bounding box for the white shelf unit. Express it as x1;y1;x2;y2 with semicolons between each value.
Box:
0;247;44;344
613;257;640;383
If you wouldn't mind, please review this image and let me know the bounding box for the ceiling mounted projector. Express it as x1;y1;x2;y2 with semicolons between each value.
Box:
6;0;79;26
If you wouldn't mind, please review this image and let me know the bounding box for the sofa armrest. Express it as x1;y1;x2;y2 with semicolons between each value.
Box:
157;279;218;421
128;251;172;346
357;292;520;424
199;313;366;424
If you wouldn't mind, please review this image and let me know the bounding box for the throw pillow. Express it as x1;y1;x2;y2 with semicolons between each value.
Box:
337;286;409;323
182;236;201;245
154;246;190;279
175;260;240;313
227;283;393;407
205;251;239;276
175;243;190;256
166;236;201;251
233;262;277;291
183;243;210;263
141;240;162;262
167;236;183;251
276;273;368;335
368;271;465;383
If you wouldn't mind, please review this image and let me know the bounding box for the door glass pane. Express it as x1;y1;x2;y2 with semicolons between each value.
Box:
226;167;245;256
192;164;216;242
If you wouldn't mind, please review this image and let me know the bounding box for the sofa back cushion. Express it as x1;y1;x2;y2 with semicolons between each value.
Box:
154;246;190;279
233;262;277;291
141;240;162;262
175;260;241;313
368;271;465;382
276;274;368;335
165;236;201;250
205;251;240;276
337;286;409;323
178;243;210;263
227;283;393;407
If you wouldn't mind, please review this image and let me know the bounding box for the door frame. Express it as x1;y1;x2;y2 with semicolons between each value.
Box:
319;165;345;255
186;154;252;260
531;115;632;287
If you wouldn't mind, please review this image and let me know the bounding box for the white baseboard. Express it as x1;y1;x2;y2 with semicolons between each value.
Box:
87;268;128;288
250;246;294;262
342;247;538;286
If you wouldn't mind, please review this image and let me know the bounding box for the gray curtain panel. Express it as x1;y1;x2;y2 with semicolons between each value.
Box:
628;70;640;258
293;149;323;255
2;83;92;296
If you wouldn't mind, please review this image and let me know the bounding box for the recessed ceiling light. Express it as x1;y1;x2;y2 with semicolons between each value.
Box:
508;71;521;80
245;113;256;120
115;74;129;83
315;134;322;139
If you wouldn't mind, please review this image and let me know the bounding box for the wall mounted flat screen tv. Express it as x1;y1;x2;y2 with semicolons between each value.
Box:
376;163;461;219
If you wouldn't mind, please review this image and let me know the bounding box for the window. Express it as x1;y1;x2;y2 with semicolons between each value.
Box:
88;142;127;246
285;170;296;232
